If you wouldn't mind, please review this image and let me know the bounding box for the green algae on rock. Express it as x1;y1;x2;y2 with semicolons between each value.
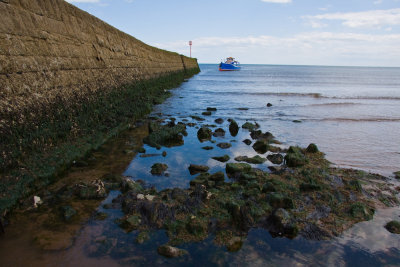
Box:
150;163;168;175
212;155;230;163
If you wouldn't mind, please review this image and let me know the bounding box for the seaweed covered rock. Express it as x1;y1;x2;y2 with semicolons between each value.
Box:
234;155;266;164
306;143;319;153
144;123;186;149
385;220;400;234
197;127;212;142
188;164;209;175
394;171;400;180
284;146;307;167
229;120;239;137
151;163;168;175
212;155;230;163
226;163;252;175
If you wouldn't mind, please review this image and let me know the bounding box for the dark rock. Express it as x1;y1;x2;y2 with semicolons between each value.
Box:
217;142;232;149
215;118;224;124
202;111;212;116
162;151;167;157
226;237;243;252
234;155;266;164
229;120;239;137
201;146;214;150
243;139;252;145
121;215;142;231
213;128;226;137
157;245;188;258
237;107;249;110
251;131;274;142
267;153;283;165
394;171;400;179
385;220;400;234
151;163;168;175
136;147;146;153
61;206;76;222
267;103;273;107
212;155;230;162
306;143;319;153
207;107;217;111
252;140;270;154
191;115;205;121
188;164;210;175
197;127;212;142
292;120;302;123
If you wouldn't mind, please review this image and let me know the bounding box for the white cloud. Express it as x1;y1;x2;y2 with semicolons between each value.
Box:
154;32;400;66
304;8;400;28
261;0;292;3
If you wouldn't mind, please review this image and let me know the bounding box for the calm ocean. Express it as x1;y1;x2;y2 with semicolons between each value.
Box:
157;64;400;177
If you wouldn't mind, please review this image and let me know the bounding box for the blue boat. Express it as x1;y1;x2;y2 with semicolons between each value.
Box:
219;57;241;71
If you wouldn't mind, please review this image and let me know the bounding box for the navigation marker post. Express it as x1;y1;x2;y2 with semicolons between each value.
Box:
189;41;192;58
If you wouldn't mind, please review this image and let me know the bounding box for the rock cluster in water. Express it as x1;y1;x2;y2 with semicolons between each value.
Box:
106;117;399;256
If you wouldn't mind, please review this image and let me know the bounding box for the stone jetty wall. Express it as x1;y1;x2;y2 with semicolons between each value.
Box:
0;0;199;212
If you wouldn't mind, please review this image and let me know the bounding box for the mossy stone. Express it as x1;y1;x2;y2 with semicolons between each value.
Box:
306;143;319;153
151;163;168;175
212;155;230;162
226;163;252;174
234;155;266;164
197;127;212;141
285;146;307;167
242;122;258;131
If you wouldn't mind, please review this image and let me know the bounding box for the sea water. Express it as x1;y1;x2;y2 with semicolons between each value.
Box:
157;64;400;177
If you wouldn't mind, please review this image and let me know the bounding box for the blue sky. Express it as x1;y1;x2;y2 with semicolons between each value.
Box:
66;0;400;66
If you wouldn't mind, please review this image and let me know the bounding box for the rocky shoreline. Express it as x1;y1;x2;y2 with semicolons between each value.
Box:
3;111;399;259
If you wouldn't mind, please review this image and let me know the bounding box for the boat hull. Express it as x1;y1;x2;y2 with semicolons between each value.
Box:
219;62;241;71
